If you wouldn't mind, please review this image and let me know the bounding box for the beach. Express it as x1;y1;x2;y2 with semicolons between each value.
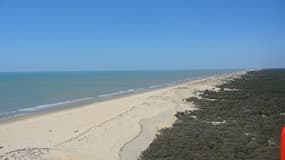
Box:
0;71;246;160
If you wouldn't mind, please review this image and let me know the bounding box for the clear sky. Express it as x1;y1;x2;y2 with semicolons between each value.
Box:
0;0;284;71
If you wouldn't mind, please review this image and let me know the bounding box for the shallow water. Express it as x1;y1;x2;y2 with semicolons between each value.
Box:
0;70;236;119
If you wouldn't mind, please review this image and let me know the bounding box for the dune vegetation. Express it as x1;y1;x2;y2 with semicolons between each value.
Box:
140;69;285;160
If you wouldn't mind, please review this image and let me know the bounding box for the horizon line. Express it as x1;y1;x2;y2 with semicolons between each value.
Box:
0;68;264;73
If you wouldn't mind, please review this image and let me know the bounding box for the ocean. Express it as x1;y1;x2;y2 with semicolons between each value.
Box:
0;70;236;119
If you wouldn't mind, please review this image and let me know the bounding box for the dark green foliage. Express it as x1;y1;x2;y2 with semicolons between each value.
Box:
140;69;285;160
184;97;199;103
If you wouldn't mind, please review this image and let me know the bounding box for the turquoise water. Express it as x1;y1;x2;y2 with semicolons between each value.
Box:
0;70;236;119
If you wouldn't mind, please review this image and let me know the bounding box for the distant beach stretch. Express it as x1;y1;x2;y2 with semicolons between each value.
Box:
0;70;246;160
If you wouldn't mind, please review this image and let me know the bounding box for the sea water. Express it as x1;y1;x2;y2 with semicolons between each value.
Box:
0;70;236;119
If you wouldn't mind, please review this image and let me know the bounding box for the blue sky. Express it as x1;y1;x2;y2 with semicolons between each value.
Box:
0;0;284;71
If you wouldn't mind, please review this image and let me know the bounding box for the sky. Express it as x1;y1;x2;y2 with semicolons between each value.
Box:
0;0;285;71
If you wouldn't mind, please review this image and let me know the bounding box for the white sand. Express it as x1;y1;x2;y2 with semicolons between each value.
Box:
0;71;246;160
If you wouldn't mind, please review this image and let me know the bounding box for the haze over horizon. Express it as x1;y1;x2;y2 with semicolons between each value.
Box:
0;0;285;72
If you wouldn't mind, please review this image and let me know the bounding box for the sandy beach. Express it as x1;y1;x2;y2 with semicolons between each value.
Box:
0;71;246;160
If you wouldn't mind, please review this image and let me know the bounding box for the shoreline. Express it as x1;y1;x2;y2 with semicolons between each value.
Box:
0;70;248;160
0;72;233;125
0;80;186;124
0;70;234;122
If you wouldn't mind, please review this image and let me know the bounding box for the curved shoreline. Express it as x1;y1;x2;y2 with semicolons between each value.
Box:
0;72;228;123
0;71;247;160
0;74;221;125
